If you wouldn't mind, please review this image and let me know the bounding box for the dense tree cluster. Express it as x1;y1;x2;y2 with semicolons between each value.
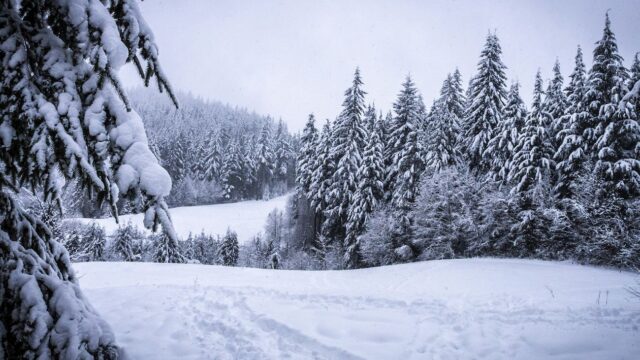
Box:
130;89;297;206
293;14;640;270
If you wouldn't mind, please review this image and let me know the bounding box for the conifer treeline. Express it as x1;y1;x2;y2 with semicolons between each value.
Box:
130;90;298;206
294;14;640;269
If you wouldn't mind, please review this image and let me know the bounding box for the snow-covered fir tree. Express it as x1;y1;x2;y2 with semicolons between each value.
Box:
220;137;244;200
509;71;555;194
324;68;367;251
555;46;590;199
593;62;638;198
296;114;319;196
0;1;182;356
256;123;275;197
274;120;293;185
153;232;186;263
545;59;569;151
485;82;528;183
113;222;142;262
219;228;240;266
460;33;508;173
385;76;426;218
440;69;467;119
344;107;385;268
203;131;223;181
308;120;334;225
585;13;629;152
424;76;463;172
84;222;108;261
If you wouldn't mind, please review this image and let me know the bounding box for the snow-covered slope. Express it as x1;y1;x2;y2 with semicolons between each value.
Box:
71;195;289;243
75;259;640;359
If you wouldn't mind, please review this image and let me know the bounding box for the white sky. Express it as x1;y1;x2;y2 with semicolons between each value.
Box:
122;0;640;132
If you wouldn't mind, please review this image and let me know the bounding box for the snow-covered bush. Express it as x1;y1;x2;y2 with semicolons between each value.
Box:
409;167;482;260
83;223;108;262
359;206;405;267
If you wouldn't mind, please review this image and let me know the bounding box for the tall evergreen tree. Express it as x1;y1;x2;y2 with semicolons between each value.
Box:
441;69;466;119
309;120;334;216
509;71;555;194
424;93;462;172
255;123;275;197
274;120;293;183
220;137;243;200
461;33;508;173
555;46;590;199
296;114;319;196
585;13;629;149
203;131;223;181
545;59;569;152
385;76;426;220
324;68;367;245
485;82;528;183
344;108;385;268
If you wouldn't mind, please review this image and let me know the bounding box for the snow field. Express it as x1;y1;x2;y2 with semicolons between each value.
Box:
71;194;290;243
75;258;640;359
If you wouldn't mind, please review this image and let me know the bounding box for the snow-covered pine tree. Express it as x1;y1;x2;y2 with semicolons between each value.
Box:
507;71;555;255
385;76;426;219
441;69;467;119
220;137;244;200
241;134;258;198
256;123;275;198
485;82;527;183
203;130;223;181
83;222;108;261
593;68;638;199
554;46;590;199
460;33;508;174
219;228;240;266
153;232;186;263
344;106;385;268
112;222;142;262
274;120;293;185
168;133;190;182
509;71;555;195
308;120;334;230
424;76;463;172
324;68;367;247
0;1;181;356
296;114;319;196
545;60;569;152
585;13;628;153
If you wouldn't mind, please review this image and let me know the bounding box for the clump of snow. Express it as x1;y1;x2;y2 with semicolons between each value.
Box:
74;258;640;359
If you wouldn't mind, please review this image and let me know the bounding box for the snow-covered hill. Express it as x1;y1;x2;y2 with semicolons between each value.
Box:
75;259;640;359
71;195;290;243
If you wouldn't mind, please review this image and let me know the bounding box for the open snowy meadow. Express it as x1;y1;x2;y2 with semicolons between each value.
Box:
71;195;290;243
75;259;640;359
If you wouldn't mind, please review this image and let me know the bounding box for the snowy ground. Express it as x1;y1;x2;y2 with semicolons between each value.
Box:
71;195;289;243
75;259;640;359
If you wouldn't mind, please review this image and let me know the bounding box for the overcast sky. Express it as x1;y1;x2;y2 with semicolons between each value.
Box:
122;0;640;132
